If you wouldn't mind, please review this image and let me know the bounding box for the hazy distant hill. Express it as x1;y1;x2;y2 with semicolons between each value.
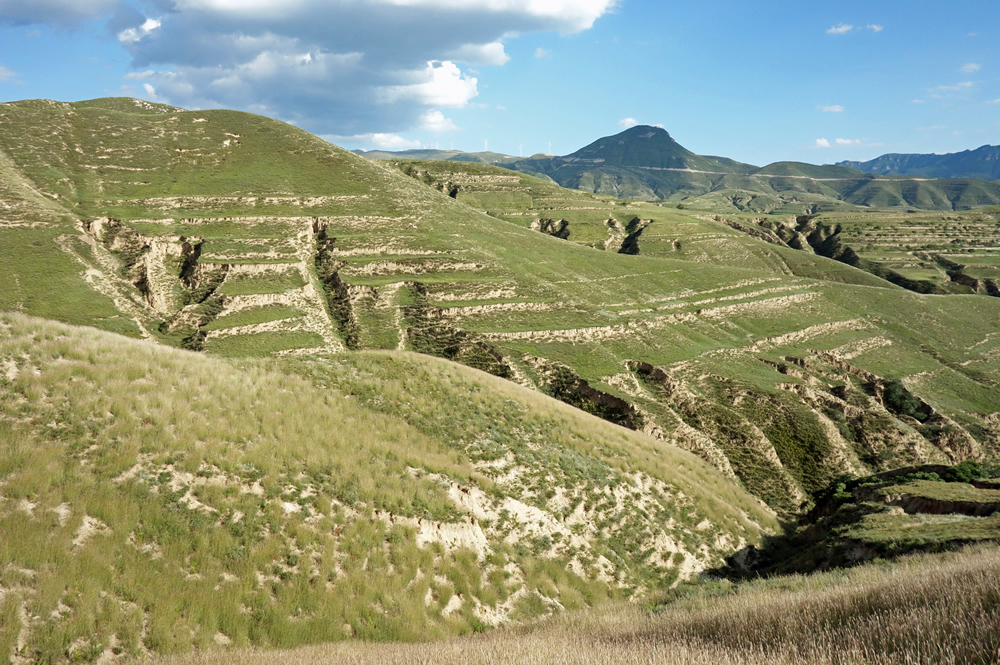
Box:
838;145;1000;181
507;125;756;200
355;147;523;165
508;127;1000;209
359;127;1000;210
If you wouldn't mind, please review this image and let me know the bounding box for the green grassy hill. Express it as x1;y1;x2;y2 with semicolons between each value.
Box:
0;313;774;661
3;99;1000;519
2;98;1000;660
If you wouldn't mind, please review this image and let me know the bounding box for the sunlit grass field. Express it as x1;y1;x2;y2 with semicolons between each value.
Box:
143;544;1000;665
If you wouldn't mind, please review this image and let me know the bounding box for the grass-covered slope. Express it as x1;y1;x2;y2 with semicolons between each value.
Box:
144;544;1000;665
2;98;1000;521
0;313;775;661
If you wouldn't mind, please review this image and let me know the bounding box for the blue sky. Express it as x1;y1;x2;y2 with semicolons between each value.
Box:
1;0;997;166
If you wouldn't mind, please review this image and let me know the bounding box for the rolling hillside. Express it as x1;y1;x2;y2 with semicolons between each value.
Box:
1;97;1000;659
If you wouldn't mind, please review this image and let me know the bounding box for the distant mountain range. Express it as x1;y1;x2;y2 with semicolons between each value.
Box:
354;147;526;165
838;145;1000;181
358;127;1000;211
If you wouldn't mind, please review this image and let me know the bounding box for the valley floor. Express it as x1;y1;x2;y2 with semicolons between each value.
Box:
141;544;1000;665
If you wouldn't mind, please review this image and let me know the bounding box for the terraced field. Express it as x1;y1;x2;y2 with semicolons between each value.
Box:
808;210;1000;295
2;97;1000;661
4;99;1000;521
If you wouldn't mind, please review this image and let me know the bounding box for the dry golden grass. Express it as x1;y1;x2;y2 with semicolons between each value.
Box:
145;544;1000;665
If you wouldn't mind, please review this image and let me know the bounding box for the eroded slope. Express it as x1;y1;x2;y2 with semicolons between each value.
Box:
2;99;1000;520
0;313;774;661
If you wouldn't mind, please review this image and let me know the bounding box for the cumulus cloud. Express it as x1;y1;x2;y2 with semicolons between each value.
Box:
960;62;981;73
834;138;861;146
449;42;509;66
0;64;17;82
867;24;883;32
617;117;639;128
0;0;121;27
419;109;459;132
328;133;422;150
819;105;844;113
377;61;478;107
110;0;615;136
813;138;831;148
534;47;550;58
118;18;160;44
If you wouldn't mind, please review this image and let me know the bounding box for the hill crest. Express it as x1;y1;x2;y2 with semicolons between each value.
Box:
837;144;1000;181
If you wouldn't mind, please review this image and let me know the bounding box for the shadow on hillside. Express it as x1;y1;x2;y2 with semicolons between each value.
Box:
704;462;1000;581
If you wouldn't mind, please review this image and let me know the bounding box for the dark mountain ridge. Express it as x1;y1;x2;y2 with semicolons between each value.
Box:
837;144;1000;181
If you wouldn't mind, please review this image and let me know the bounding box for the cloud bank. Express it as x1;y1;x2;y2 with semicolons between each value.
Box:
1;0;616;138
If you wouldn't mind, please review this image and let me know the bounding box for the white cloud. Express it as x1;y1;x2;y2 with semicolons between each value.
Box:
936;81;974;92
835;138;861;146
0;64;16;82
617;117;639;129
111;0;616;137
419;109;459;132
911;99;924;104
377;61;478;107
814;138;831;148
534;47;550;58
819;105;844;113
987;99;1000;105
327;132;422;150
960;62;981;73
449;42;509;66
826;23;853;35
175;0;617;33
142;82;157;98
867;24;883;32
118;18;161;44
